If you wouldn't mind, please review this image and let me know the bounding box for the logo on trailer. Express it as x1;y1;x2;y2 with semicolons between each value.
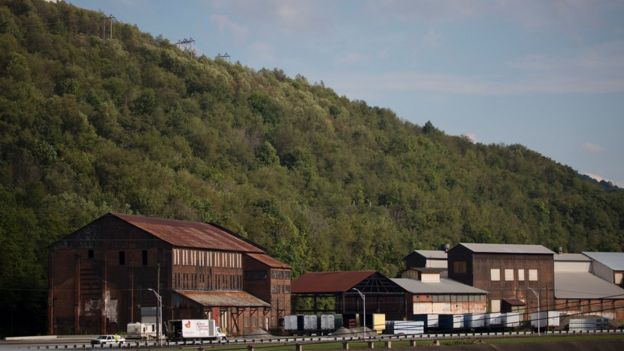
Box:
185;320;191;328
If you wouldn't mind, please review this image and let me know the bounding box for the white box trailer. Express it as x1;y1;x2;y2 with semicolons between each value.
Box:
167;319;226;341
385;320;424;335
568;317;608;332
127;322;157;340
530;311;560;328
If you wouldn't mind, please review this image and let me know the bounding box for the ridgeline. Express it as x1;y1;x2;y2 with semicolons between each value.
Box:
0;0;623;336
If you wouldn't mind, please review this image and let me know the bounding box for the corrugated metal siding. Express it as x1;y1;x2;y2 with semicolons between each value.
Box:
246;253;290;269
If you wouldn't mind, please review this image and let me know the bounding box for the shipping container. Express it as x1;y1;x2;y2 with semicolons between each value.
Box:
485;313;502;326
320;314;334;331
413;314;439;329
439;314;464;330
530;311;560;328
303;315;317;331
464;313;485;329
501;312;521;328
284;315;298;331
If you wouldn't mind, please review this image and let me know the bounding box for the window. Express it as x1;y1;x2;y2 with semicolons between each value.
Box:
118;251;125;265
142;250;148;266
518;269;525;281
453;261;467;274
88;249;94;259
505;269;514;281
490;299;501;312
529;269;538;281
490;268;500;281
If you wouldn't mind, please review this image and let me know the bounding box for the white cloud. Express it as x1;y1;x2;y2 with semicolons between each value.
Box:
210;14;249;42
582;142;605;153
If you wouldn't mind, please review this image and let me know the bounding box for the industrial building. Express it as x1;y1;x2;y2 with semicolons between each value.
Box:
48;213;291;336
404;250;448;270
391;269;488;316
291;271;407;322
554;253;624;322
447;243;555;316
583;252;624;286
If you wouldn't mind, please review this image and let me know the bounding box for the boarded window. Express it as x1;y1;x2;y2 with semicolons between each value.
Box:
118;251;125;265
490;269;500;281
505;269;514;281
518;269;525;281
529;269;538;281
142;250;148;266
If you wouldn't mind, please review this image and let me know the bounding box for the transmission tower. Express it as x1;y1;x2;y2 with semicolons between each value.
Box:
175;38;196;53
216;53;231;62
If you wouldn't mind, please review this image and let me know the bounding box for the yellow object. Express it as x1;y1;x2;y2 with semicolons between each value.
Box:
372;314;386;334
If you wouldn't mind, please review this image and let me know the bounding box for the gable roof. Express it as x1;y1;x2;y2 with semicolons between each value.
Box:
292;271;376;294
111;213;264;252
457;243;554;255
391;278;487;295
583;252;624;271
410;250;448;259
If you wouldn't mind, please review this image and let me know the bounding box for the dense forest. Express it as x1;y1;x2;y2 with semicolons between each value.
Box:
1;0;623;336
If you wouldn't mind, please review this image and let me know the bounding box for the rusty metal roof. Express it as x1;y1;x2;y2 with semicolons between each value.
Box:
174;290;270;307
292;271;376;294
246;253;291;269
111;213;264;252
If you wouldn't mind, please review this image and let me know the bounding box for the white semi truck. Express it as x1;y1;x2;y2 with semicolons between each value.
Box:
166;319;226;341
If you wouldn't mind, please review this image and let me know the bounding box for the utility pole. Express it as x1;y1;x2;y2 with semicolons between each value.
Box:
102;15;115;39
528;287;540;336
351;288;366;337
148;288;163;345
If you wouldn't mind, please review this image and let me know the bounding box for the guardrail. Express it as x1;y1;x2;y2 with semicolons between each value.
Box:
23;328;624;350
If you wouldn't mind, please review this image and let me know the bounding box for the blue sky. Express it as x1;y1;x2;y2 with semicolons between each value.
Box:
69;0;624;186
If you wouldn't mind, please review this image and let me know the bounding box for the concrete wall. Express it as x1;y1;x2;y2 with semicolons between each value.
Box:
554;261;591;272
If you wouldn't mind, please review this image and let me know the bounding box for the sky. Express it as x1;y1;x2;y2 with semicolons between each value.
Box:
68;0;624;187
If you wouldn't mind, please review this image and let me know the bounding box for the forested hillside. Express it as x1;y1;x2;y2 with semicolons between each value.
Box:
1;0;623;336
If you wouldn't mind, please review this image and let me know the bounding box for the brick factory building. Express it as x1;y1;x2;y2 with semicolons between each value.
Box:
447;243;555;316
48;213;291;336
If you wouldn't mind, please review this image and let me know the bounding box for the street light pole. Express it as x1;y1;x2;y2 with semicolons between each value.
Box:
527;287;540;336
147;288;163;345
351;288;366;336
